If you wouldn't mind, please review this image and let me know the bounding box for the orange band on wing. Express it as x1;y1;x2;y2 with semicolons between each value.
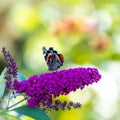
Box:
58;54;64;62
46;53;51;63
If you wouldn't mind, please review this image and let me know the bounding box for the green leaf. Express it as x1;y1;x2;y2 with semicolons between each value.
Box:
0;106;4;111
17;72;26;82
0;68;7;98
12;105;51;120
0;112;21;120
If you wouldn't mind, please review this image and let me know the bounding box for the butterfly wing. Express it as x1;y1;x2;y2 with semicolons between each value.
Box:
46;53;62;71
58;54;64;63
47;53;58;70
46;53;51;63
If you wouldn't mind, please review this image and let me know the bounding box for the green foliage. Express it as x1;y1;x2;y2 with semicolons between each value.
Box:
0;112;20;120
0;68;7;98
13;105;51;120
56;0;80;5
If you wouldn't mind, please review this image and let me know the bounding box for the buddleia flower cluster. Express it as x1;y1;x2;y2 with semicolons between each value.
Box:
2;47;18;89
13;67;101;109
1;47;101;111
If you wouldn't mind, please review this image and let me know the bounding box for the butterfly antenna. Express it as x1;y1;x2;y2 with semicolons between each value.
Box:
42;47;47;54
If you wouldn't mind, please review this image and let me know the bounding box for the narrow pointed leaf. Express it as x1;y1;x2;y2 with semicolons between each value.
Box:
0;68;7;98
12;105;51;120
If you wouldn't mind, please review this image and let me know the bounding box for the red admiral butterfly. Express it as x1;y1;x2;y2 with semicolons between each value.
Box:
42;47;64;71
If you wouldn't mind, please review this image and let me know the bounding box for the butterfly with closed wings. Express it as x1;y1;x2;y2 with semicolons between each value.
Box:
42;47;64;71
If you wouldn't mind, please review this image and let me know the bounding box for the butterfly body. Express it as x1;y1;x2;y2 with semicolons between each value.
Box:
42;47;64;71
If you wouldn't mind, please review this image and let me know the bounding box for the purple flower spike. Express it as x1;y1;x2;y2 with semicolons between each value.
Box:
2;47;18;89
13;67;101;108
42;100;82;111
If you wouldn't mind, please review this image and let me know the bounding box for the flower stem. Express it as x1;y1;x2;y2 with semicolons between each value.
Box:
7;97;28;110
7;90;12;110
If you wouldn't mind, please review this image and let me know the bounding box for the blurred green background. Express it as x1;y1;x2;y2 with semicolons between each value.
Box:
0;0;120;120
